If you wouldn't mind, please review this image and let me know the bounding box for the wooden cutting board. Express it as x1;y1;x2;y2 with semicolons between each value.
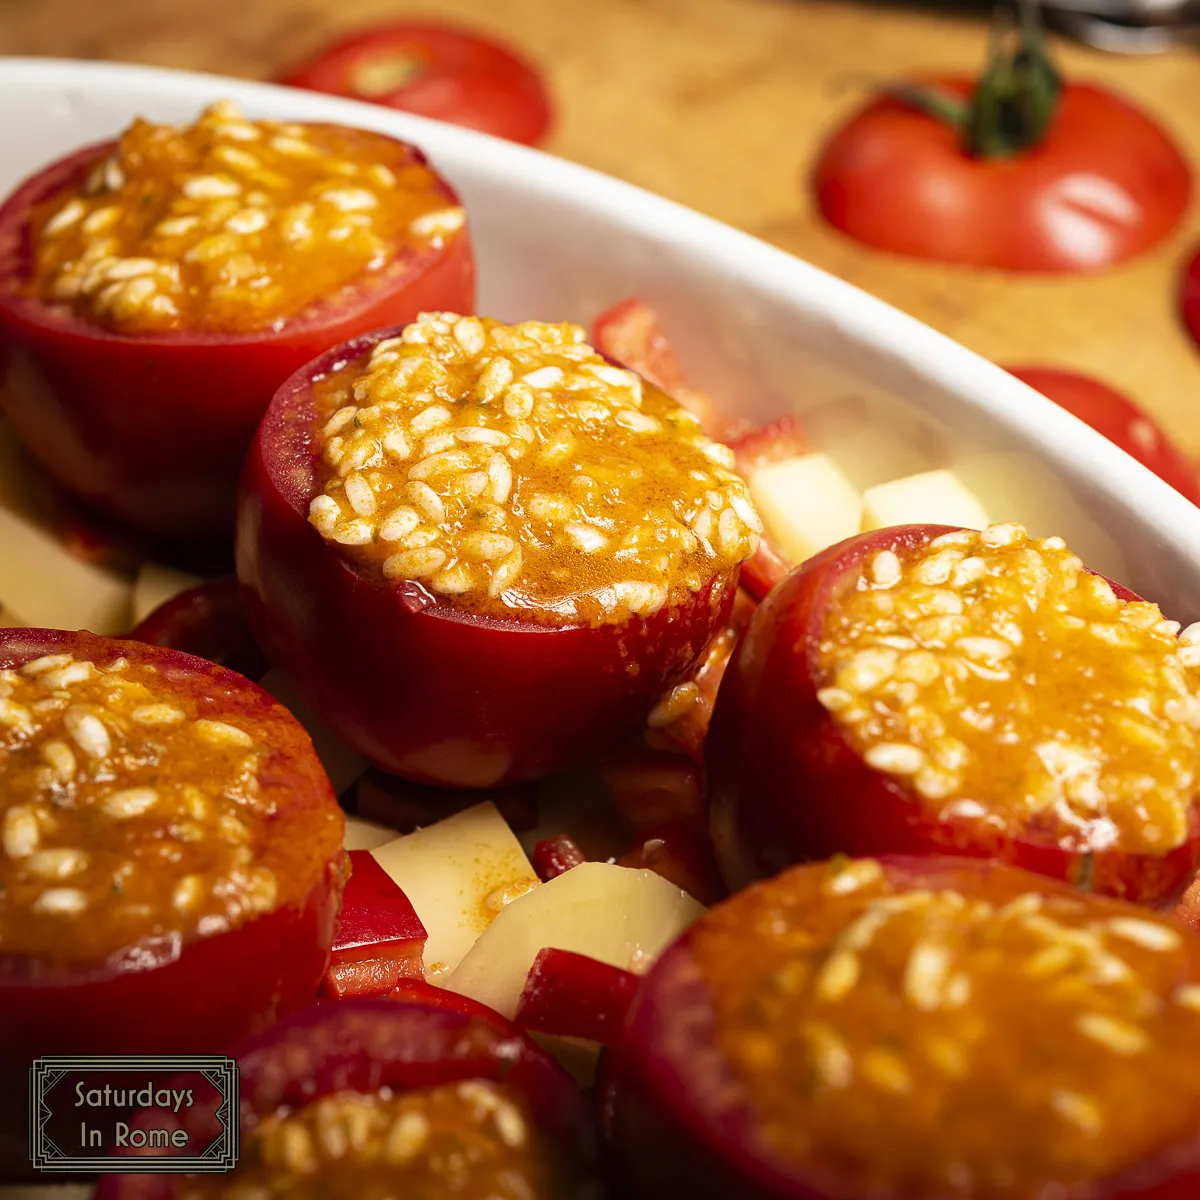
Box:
2;0;1199;447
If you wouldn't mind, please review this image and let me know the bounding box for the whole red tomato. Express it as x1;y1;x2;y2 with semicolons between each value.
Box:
813;4;1190;275
1005;365;1200;504
281;22;552;146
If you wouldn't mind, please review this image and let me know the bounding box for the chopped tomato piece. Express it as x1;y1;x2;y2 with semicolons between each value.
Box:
280;22;552;146
516;947;639;1044
320;849;426;998
532;834;588;882
591;298;736;440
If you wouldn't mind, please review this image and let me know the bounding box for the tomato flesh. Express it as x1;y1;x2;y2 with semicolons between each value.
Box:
706;524;1200;904
281;22;552;146
0;628;345;1175
236;325;739;787
0;136;475;541
814;79;1192;272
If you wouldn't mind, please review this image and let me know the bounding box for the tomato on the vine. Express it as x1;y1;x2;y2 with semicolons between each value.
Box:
280;22;552;146
1005;365;1200;504
813;4;1190;272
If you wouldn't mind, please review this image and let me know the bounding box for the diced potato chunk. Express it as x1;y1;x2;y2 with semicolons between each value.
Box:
823;423;934;493
860;469;991;533
372;801;539;983
750;453;862;565
445;861;703;1018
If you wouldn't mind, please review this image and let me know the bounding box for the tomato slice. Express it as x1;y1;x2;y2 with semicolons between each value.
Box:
1006;365;1200;504
281;22;552;146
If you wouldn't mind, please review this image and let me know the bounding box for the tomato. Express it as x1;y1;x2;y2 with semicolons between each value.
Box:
729;417;808;601
515;947;639;1045
591;297;738;441
281;22;552;146
607;855;1200;1200
532;834;588;881
705;524;1200;905
1006;366;1200;504
0;627;346;1175
1183;244;1200;354
96;998;598;1195
130;576;269;681
0;132;475;542
319;850;425;999
236;323;740;788
814;78;1191;272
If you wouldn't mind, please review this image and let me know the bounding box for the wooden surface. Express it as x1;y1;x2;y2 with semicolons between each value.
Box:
2;0;1199;447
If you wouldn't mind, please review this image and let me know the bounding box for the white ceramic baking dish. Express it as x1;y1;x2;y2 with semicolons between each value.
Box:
0;55;1196;610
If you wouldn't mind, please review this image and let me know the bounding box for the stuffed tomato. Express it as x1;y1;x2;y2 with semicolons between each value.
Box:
608;854;1200;1200
237;312;759;786
0;100;474;541
0;628;345;1168
97;997;599;1198
707;523;1200;904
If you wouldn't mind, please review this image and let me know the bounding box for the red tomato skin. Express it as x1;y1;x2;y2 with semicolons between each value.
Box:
130;576;269;681
0;137;475;542
0;628;346;1177
236;327;739;788
814;79;1192;273
705;525;1200;904
606;855;1200;1200
1184;246;1200;350
1006;366;1200;504
532;834;588;881
516;947;639;1045
281;22;552;146
95;998;596;1196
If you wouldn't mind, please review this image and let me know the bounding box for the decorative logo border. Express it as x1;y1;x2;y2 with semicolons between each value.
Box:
30;1056;238;1174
